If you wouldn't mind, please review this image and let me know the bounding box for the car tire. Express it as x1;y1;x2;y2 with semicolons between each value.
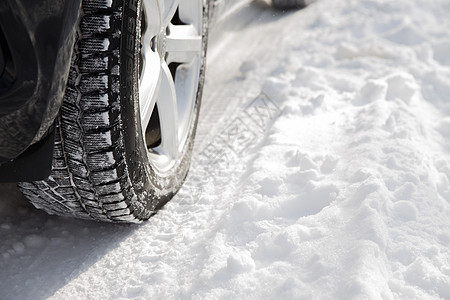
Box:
18;0;208;223
272;0;309;9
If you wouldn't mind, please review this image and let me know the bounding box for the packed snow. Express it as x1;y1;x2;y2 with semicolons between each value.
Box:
1;0;450;298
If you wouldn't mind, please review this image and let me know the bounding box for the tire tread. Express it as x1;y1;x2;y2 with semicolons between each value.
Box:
18;0;140;223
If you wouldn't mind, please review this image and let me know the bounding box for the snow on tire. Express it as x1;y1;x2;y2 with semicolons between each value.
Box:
18;0;209;223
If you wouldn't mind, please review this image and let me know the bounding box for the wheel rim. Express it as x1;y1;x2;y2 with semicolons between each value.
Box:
139;0;203;172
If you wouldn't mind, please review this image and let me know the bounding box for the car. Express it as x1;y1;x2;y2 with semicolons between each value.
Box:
272;0;313;9
0;0;309;223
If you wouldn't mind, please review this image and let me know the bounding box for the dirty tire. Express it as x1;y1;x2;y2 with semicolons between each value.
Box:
18;0;208;223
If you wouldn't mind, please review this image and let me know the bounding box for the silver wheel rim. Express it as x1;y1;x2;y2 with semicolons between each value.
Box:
139;0;203;172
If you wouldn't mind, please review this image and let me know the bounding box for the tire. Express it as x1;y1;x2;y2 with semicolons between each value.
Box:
18;0;209;223
272;0;309;9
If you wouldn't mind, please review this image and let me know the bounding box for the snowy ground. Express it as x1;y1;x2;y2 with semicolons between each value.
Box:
1;0;450;298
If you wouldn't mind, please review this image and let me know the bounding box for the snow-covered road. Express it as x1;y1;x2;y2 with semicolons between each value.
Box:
1;0;450;298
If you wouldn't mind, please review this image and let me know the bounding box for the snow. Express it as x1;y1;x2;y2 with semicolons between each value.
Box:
1;0;450;298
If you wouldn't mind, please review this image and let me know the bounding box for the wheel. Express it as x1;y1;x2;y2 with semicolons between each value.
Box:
18;0;208;223
272;0;309;9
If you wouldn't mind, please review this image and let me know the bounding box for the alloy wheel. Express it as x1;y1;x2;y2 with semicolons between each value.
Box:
139;0;203;172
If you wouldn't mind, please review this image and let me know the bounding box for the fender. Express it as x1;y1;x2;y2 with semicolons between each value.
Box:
0;0;82;181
